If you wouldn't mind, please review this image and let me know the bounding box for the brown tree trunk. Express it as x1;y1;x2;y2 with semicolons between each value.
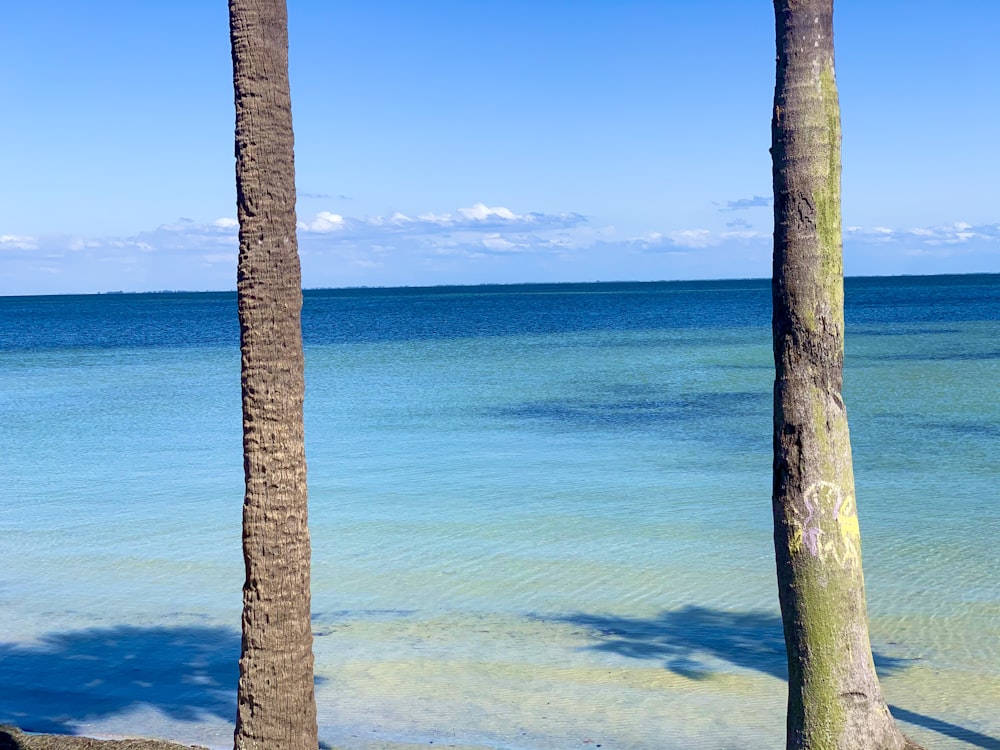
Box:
229;1;319;749
770;2;913;749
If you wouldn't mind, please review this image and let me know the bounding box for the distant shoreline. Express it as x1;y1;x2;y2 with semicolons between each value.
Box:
3;270;998;301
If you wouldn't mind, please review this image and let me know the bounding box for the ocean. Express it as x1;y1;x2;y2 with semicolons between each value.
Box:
1;275;998;749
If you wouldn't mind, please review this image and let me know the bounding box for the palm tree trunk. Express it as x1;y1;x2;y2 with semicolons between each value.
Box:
229;1;319;748
770;2;914;749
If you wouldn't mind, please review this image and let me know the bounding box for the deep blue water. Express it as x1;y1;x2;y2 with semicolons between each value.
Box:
3;274;996;353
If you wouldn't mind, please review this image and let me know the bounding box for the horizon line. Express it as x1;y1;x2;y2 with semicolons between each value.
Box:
2;270;998;300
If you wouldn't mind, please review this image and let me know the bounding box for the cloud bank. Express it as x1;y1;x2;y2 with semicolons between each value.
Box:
1;206;998;295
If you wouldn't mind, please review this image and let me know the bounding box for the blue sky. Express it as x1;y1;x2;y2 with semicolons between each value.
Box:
1;1;997;295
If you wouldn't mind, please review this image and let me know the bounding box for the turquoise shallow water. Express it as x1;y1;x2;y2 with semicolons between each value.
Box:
1;276;998;749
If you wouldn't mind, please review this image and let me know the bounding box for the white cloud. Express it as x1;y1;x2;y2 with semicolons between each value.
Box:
627;226;766;251
299;211;345;232
668;229;715;248
68;238;103;251
2;210;997;296
847;221;1000;247
481;234;522;252
288;204;587;249
458;203;518;222
1;234;38;250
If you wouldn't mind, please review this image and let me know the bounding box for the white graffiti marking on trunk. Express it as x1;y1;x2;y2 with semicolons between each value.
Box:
787;480;862;568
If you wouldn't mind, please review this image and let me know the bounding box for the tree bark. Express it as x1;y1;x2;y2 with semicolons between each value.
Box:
229;1;319;749
770;2;911;749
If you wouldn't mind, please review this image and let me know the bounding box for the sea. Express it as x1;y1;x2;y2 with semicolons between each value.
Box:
1;274;998;750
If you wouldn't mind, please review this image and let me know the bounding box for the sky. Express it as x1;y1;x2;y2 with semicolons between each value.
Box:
1;1;997;296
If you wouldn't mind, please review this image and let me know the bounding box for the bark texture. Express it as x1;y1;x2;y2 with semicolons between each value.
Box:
770;2;910;749
229;2;319;749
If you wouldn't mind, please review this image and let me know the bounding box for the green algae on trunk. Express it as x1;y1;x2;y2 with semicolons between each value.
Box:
770;1;917;749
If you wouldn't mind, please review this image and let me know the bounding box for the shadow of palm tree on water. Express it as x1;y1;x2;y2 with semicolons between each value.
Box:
0;625;239;735
550;605;999;749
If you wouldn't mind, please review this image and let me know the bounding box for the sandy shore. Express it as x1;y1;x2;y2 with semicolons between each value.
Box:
0;726;501;750
0;726;206;750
